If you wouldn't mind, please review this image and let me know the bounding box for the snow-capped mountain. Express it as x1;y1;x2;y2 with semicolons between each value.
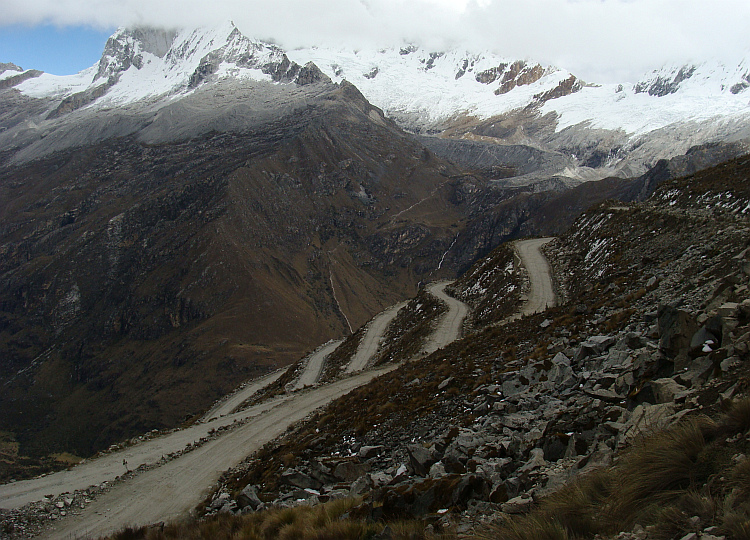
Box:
0;22;332;163
2;22;749;178
287;45;750;136
286;45;750;177
11;22;327;111
287;46;583;132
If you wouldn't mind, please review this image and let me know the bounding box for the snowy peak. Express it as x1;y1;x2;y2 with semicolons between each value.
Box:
95;27;178;82
287;45;580;130
0;62;43;91
633;58;750;97
13;22;330;119
0;62;24;75
634;64;697;97
180;24;315;88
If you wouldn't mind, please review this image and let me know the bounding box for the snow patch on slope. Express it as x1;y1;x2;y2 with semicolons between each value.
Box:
546;60;750;136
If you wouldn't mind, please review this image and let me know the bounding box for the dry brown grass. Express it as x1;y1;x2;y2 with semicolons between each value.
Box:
110;496;446;540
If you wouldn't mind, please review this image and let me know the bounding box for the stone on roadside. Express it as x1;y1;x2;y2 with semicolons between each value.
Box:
650;378;687;404
658;305;698;358
333;461;371;482
407;444;435;477
237;484;263;510
576;335;617;360
358;445;384;460
718;302;739;319
429;461;447;478
349;474;373;496
618;403;675;448
501;494;534;514
280;468;323;490
517;448;545;474
438;377;454;390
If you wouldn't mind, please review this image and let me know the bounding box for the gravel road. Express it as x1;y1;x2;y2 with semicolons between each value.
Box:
516;237;557;316
0;242;557;538
0;397;290;511
34;366;397;540
202;369;286;421
345;302;406;373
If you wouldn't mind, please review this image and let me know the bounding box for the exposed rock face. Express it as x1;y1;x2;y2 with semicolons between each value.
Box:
95;27;178;82
533;74;583;103
47;80;115;119
730;72;750;94
475;61;547;95
0;62;23;73
634;65;696;97
496;62;546;95
185;27;323;88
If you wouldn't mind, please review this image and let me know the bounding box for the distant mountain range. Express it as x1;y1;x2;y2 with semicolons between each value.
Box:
2;22;750;180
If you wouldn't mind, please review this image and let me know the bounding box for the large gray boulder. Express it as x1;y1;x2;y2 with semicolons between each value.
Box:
575;335;617;360
333;461;371;482
658;305;698;360
407;444;436;477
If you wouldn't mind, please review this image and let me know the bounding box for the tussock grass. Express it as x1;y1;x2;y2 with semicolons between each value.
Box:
610;417;716;519
723;511;750;540
721;397;750;434
108;497;445;540
731;455;750;499
476;399;750;540
493;513;572;540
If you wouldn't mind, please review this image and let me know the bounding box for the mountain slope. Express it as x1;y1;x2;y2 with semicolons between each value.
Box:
193;152;750;537
0;77;472;459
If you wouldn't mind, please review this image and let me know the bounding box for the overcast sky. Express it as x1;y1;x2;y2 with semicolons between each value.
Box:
2;0;749;82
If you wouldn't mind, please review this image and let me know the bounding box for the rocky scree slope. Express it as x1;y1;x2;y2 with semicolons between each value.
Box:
199;154;750;536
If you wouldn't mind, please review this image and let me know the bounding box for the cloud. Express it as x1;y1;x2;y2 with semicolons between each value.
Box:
2;0;749;82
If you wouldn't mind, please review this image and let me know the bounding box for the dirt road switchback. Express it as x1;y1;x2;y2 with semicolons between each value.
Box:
516;237;556;316
202;369;286;421
423;281;470;355
345;302;406;373
293;340;344;390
